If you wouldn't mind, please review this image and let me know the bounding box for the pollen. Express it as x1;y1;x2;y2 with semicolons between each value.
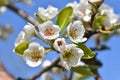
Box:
80;9;86;14
44;27;55;36
57;41;63;46
70;28;78;39
31;52;41;62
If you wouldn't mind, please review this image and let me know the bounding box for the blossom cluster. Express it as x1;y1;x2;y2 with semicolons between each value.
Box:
14;0;119;70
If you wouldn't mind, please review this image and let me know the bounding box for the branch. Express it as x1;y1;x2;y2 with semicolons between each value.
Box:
28;57;60;80
91;45;110;51
69;71;73;80
91;69;102;80
6;4;39;27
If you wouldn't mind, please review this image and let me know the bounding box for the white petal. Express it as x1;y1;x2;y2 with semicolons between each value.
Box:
29;42;40;51
15;31;30;47
26;58;42;67
83;15;91;22
38;5;58;20
47;5;58;19
99;4;113;14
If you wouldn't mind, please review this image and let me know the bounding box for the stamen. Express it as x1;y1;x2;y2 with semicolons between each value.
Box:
44;27;55;36
70;28;78;38
32;52;41;62
57;41;63;46
80;9;86;14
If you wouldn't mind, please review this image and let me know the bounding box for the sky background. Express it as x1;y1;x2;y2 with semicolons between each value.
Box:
0;0;120;80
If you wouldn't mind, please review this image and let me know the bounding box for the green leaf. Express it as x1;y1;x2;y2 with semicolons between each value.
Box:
56;7;73;32
92;14;107;29
101;34;110;42
14;42;29;56
71;66;95;77
77;43;95;59
34;13;45;24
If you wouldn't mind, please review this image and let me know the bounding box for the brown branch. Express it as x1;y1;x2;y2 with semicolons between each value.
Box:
69;71;73;80
6;4;39;27
28;57;60;80
91;69;102;80
91;45;110;51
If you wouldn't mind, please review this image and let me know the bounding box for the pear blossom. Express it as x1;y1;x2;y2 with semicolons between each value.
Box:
67;20;87;43
0;6;6;14
99;4;119;26
38;21;60;40
15;31;30;47
23;42;44;67
60;44;84;70
99;4;114;14
74;2;92;22
23;23;37;36
53;38;66;52
38;5;58;20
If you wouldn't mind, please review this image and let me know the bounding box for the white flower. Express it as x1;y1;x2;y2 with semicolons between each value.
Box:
15;31;30;47
103;13;119;27
38;5;58;20
67;20;87;43
0;6;6;14
60;44;84;70
53;38;66;52
99;4;114;14
23;42;44;67
38;21;60;40
99;4;119;26
23;23;36;36
42;60;51;68
74;2;92;22
41;72;53;80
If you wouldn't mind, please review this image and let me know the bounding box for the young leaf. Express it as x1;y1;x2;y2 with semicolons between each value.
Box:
56;7;73;32
92;14;107;29
34;13;45;24
71;66;95;77
14;42;29;56
77;43;95;59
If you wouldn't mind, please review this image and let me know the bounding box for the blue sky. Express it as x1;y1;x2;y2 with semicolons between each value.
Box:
0;0;120;80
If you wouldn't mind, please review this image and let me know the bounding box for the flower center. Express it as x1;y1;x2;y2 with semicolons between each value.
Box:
44;27;55;36
80;9;86;15
57;41;63;46
31;52;41;62
63;49;74;62
70;28;78;39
